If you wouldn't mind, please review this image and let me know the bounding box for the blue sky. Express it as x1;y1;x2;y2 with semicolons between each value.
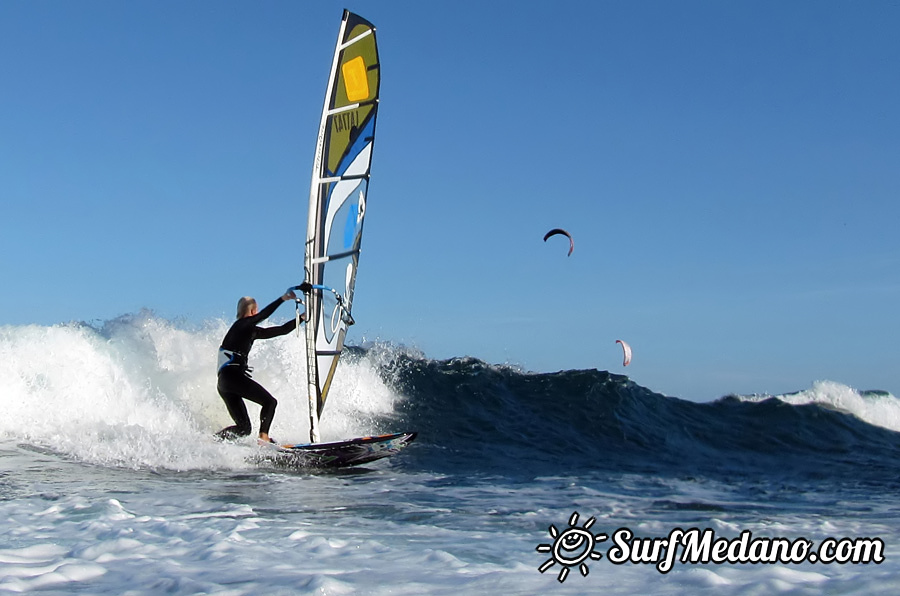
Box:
1;1;898;402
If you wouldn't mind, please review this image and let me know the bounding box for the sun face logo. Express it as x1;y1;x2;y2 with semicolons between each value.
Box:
536;511;607;582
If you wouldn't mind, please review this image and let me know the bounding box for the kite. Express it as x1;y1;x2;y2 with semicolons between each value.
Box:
616;339;632;367
543;228;574;256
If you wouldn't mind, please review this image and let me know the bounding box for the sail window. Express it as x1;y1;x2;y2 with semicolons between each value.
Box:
342;56;369;101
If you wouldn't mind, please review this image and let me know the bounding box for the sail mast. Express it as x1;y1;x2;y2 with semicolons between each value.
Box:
305;11;346;445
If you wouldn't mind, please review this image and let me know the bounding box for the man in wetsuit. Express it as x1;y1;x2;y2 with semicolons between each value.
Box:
216;284;310;444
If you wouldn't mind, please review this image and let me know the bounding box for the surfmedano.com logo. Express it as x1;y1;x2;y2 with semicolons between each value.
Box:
536;511;886;583
536;512;607;582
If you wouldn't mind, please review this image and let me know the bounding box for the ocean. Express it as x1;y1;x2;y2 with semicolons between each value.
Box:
1;311;898;594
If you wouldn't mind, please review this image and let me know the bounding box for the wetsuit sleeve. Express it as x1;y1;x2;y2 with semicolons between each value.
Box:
255;318;298;340
245;298;284;325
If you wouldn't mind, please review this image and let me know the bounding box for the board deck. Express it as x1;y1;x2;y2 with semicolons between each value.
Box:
255;432;417;469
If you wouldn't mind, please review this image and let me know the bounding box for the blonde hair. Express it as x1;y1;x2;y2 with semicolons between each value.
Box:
236;296;257;319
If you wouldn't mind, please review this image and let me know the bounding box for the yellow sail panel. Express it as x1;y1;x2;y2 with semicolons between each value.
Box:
325;14;379;177
334;19;379;109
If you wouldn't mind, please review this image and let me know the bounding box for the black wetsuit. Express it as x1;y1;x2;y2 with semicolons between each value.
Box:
216;297;297;440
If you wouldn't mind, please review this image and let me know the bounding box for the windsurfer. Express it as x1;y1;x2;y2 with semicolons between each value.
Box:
215;284;311;444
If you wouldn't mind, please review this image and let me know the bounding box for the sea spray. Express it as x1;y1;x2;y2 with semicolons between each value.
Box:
738;380;900;433
0;313;402;470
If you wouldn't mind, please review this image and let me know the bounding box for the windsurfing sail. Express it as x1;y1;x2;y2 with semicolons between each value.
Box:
303;10;380;443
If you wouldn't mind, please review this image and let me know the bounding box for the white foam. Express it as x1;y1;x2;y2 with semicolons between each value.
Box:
0;544;69;565
738;380;900;433
2;456;898;595
0;313;403;470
